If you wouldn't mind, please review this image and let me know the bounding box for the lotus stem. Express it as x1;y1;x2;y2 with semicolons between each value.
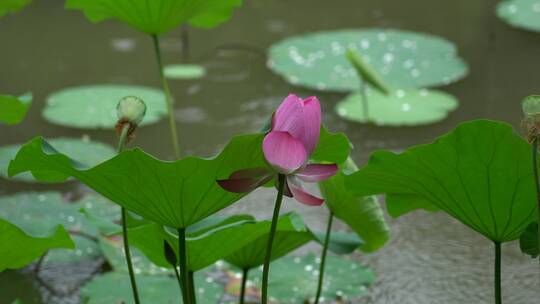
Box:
239;268;249;304
173;265;183;298
313;212;334;304
189;271;197;304
261;174;286;304
117;124;141;304
178;228;191;304
151;34;181;159
181;25;190;63
359;78;369;122
531;136;540;275
494;241;502;304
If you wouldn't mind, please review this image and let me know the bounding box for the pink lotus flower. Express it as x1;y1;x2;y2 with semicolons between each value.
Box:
218;94;338;206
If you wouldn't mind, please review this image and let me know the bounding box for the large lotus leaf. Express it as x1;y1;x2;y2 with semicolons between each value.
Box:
0;137;115;182
0;192;119;262
42;85;167;129
319;159;390;253
0;93;31;125
268;29;468;92
8;129;349;228
335;88;458;126
519;221;539;258
345;120;538;242
0;218;74;271
250;254;375;303
131;213;310;271
81;271;223;303
0;0;32;18
65;0;242;34
497;0;540;33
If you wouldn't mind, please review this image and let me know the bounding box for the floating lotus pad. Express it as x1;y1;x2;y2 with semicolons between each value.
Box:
497;0;540;33
251;254;375;303
0;192;119;263
81;271;223;303
43;85;167;129
164;64;206;80
0;137;115;182
336;88;458;126
268;29;468;92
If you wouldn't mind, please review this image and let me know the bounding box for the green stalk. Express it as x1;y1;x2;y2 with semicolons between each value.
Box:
118;124;141;304
151;34;181;159
261;174;286;304
531;136;540;274
359;78;369;122
173;266;183;298
239;268;249;304
494;241;502;304
189;271;197;304
313;212;334;304
178;228;191;304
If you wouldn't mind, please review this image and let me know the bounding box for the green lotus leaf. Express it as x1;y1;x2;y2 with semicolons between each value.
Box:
164;64;206;80
497;0;540;33
0;192;119;262
8;128;349;228
309;231;364;255
42;85;167;129
65;0;242;34
0;218;74;271
335;88;458;126
0;93;31;125
319;158;389;253
268;29;468;92
251;254;375;303
0;0;32;18
0;137;115;182
519;221;538;258
345;120;538;242
81;271;223;303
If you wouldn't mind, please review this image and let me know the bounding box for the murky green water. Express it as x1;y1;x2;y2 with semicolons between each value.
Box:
1;0;539;303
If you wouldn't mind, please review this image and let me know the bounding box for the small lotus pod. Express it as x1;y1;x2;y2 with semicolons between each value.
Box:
115;96;146;139
117;96;146;125
521;95;540;143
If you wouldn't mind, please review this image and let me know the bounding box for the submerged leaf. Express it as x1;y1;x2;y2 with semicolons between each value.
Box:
81;271;223;303
320;158;390;252
164;64;206;80
65;0;243;34
0;192;119;262
519;222;538;258
43;85;167;129
335;88;458;126
346;120;538;242
0;219;74;271
0;93;31;125
268;29;468;92
251;254;375;303
497;0;540;33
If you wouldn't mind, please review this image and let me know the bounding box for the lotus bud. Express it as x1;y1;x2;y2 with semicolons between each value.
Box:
522;95;540;143
115;96;146;140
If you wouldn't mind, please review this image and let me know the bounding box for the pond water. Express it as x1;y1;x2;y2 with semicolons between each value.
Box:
1;0;539;303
